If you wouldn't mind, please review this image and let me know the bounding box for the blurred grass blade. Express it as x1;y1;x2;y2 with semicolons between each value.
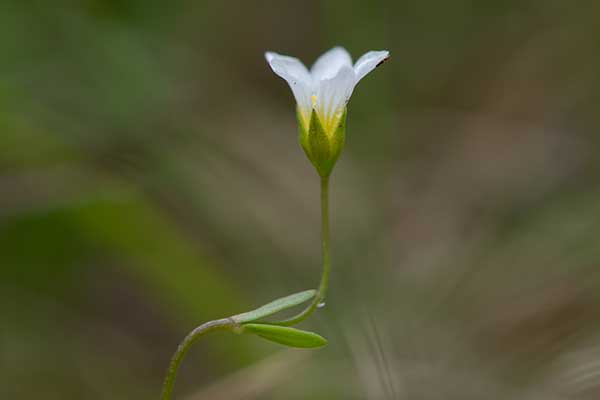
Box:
232;290;316;324
242;323;327;348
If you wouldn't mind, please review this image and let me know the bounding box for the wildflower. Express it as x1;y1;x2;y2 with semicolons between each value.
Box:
266;47;389;176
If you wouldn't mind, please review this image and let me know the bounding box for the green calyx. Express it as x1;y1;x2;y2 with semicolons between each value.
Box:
298;108;346;178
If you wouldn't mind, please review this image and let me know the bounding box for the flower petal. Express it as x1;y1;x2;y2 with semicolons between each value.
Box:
353;50;390;83
315;65;356;131
265;52;313;112
310;46;353;82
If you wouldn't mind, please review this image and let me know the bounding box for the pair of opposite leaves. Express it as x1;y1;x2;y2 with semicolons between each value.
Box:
232;290;327;348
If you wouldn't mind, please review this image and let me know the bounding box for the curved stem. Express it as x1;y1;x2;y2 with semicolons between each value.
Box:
161;176;331;398
161;318;237;400
274;175;331;326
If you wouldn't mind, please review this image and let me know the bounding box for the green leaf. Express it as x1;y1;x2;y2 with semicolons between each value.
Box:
231;289;316;324
242;323;328;348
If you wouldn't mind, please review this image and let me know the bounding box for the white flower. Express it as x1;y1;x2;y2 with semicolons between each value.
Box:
265;47;389;134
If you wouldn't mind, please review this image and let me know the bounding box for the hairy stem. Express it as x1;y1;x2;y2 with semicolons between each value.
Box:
274;175;331;326
161;318;237;400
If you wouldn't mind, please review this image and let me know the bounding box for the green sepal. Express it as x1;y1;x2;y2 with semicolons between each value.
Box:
307;111;331;176
297;108;311;160
242;323;328;348
297;108;347;178
329;108;346;172
231;289;316;324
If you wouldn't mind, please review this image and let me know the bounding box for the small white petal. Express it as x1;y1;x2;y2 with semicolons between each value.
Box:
353;50;390;83
265;52;313;113
310;46;353;82
315;65;356;131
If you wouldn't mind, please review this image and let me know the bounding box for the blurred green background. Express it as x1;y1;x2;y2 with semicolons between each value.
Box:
3;0;600;399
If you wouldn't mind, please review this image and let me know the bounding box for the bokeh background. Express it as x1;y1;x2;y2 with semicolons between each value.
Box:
3;1;600;399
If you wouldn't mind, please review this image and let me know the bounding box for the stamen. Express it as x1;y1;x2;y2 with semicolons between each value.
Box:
311;95;317;107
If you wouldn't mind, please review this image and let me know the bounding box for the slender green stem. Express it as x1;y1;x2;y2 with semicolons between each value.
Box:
318;174;331;299
161;318;237;400
161;175;331;398
273;175;331;326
